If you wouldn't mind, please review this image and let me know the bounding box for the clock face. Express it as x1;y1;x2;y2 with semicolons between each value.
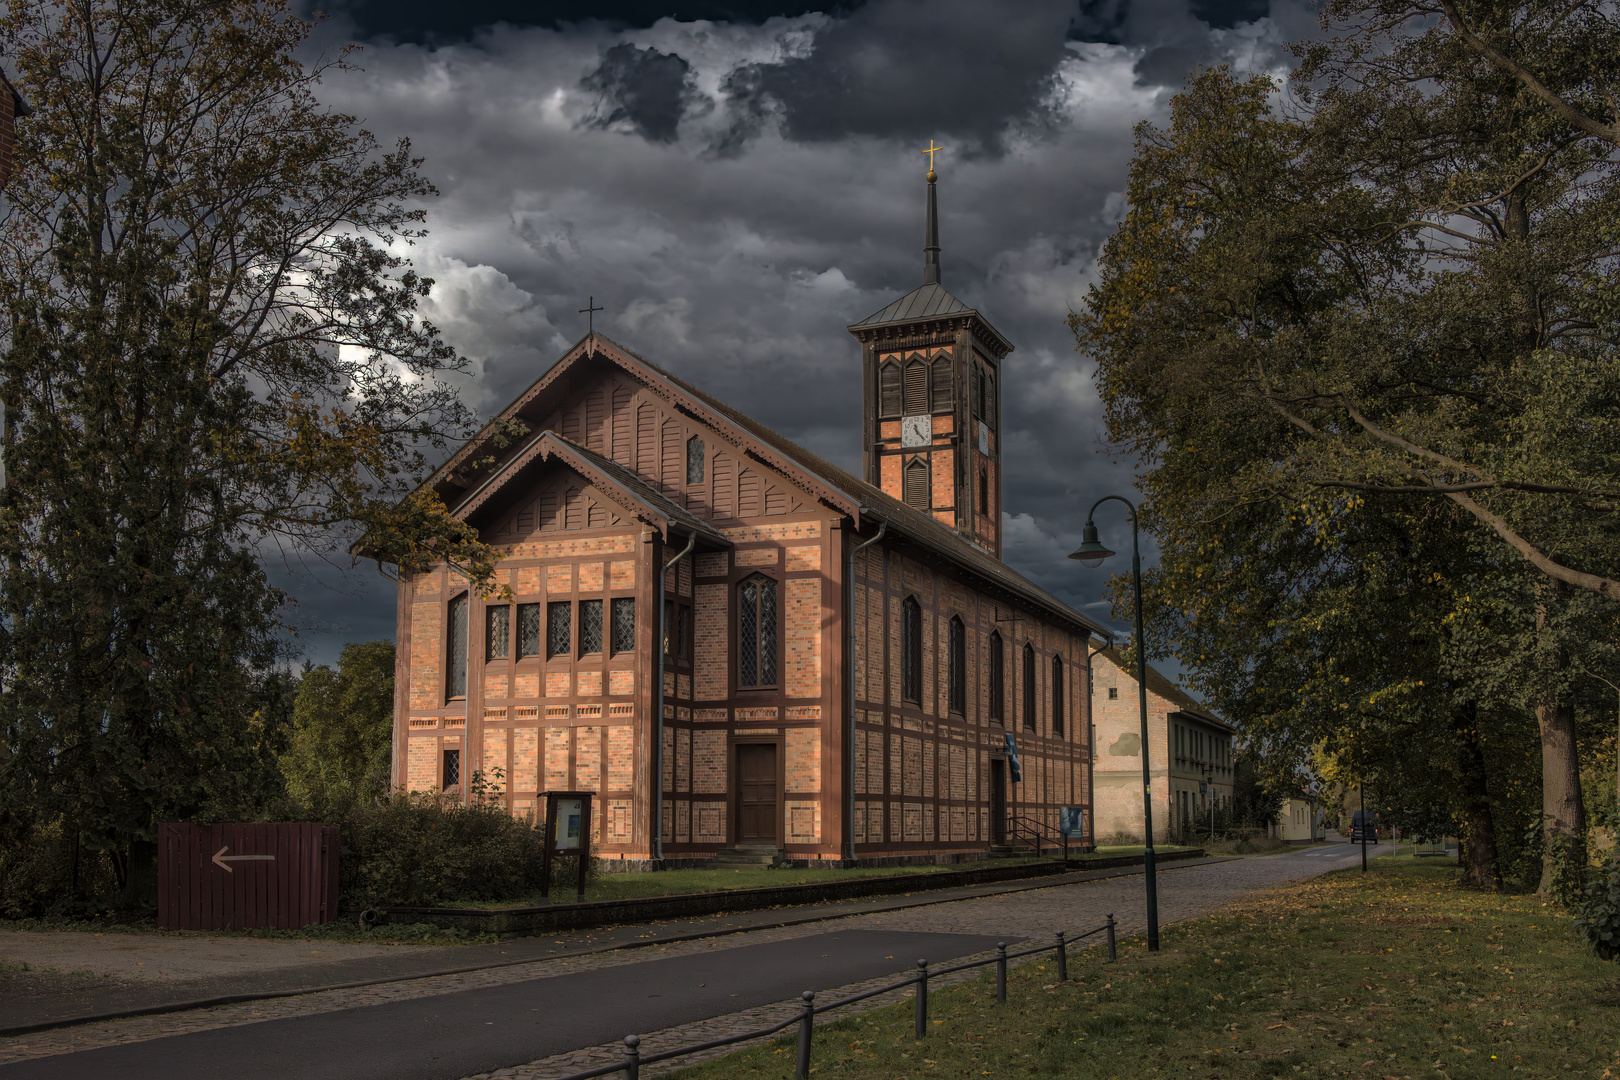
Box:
901;414;931;448
978;421;990;455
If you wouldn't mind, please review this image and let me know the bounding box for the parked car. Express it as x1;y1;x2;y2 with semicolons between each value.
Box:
1349;809;1379;844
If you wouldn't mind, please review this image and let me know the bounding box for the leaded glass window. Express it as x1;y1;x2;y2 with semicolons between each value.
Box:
679;605;693;661
989;631;1004;722
518;602;541;658
901;597;922;703
1023;644;1036;732
948;616;965;714
663;598;676;658
1052;655;1064;736
447;595;468;699
686;436;705;485
580;599;604;655
738;574;777;688
487;605;510;661
546;601;571;658
612;597;635;654
443;748;461;789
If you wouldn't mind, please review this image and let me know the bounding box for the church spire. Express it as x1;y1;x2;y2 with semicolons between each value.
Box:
922;140;943;286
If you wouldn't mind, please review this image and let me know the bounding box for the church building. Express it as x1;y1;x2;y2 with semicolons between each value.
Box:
388;165;1110;865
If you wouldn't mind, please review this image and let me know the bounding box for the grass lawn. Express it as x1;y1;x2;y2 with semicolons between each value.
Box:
454;858;1055;908
666;853;1611;1079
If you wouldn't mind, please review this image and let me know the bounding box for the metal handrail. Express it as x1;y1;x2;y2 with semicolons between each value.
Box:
1007;814;1064;857
547;913;1121;1080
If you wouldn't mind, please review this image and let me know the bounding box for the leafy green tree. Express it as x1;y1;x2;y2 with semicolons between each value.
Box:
0;0;501;901
281;641;395;816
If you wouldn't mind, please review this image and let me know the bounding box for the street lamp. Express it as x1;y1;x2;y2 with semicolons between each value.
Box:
1069;496;1160;952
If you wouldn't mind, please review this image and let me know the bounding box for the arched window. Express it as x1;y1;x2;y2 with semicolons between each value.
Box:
988;631;1004;722
1051;655;1064;736
686;435;705;485
738;574;778;688
948;616;965;715
446;594;468;699
985;371;997;427
1023;643;1036;732
904;457;930;509
879;361;902;418
901;596;922;704
930;356;952;411
903;358;928;415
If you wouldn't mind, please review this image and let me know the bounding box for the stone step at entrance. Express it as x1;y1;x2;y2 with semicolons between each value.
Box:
708;845;785;868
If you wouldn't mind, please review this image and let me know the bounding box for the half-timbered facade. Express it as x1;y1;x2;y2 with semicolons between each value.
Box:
390;174;1109;865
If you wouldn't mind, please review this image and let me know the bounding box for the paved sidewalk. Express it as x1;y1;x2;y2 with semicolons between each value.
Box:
0;844;1387;1080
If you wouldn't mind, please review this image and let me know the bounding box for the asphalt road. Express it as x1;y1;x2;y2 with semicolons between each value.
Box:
0;929;1005;1080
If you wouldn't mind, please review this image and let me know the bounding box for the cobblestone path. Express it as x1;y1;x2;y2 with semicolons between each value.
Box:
0;845;1380;1076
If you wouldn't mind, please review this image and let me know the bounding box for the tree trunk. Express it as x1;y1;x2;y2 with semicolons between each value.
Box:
1537;584;1585;895
1454;702;1500;889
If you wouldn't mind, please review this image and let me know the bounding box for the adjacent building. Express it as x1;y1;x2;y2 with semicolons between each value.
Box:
0;68;28;189
385;170;1110;865
1090;647;1236;843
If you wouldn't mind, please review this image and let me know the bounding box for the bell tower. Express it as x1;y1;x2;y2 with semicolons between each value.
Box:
847;145;1014;559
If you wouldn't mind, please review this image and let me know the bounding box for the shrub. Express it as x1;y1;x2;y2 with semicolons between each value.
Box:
338;791;549;908
1576;862;1620;960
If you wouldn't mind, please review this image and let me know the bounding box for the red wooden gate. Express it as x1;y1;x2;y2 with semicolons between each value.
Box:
157;822;339;931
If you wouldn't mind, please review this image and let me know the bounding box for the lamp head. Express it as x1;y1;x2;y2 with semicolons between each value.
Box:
1068;520;1115;568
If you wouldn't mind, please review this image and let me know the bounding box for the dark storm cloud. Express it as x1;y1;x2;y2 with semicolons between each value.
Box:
316;1;865;44
581;42;699;142
720;0;1077;154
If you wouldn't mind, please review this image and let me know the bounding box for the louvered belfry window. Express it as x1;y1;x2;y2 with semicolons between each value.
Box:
519;603;541;657
738;574;778;688
547;601;571;658
686;436;705;485
611;597;635;654
1023;644;1036;731
580;599;604;654
949;616;966;714
879;362;902;417
903;358;928;414
1052;655;1064;736
989;631;1004;721
904;457;930;509
902;597;922;704
446;595;468;699
931;356;952;411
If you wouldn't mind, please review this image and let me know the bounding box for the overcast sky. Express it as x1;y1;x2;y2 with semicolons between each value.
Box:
277;0;1315;670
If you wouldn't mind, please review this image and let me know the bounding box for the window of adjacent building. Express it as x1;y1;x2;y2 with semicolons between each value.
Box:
978;465;989;512
903;358;928;415
904;457;930;509
985;371;996;426
487;604;510;661
446;594;468;699
948;615;965;715
1022;643;1036;731
580;599;604;655
686;436;705;485
930;356;952;411
611;597;635;654
518;602;541;658
547;601;571;658
1107;685;1118;700
989;631;1004;722
901;596;922;704
1052;655;1064;736
443;747;460;790
738;574;778;688
879;362;902;417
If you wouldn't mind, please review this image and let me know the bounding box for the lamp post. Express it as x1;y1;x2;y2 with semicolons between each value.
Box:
1070;496;1160;952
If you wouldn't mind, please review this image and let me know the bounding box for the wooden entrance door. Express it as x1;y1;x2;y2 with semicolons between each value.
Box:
737;744;779;845
990;760;1007;844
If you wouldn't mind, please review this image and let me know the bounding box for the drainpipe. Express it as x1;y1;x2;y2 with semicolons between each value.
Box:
1085;632;1115;852
843;515;887;865
653;531;696;865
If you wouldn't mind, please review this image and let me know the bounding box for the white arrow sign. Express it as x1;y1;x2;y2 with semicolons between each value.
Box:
212;846;276;873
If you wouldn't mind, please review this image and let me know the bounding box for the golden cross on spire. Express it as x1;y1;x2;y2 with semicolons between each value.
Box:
921;139;945;178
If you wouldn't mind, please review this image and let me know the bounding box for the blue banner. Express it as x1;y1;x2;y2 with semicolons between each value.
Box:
1003;732;1022;783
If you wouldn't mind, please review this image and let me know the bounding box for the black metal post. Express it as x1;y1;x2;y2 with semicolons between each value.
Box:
914;960;928;1038
1360;777;1368;873
996;942;1007;1003
1055;931;1068;982
796;991;815;1079
622;1035;640;1080
1106;913;1117;961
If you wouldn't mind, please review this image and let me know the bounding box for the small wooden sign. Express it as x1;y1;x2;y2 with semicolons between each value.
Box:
538;791;593;904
